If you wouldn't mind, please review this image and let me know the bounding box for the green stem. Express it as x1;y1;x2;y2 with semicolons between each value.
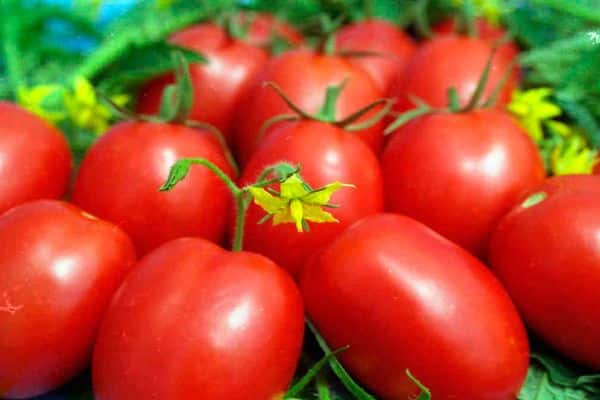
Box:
232;193;251;252
1;5;26;93
316;375;332;400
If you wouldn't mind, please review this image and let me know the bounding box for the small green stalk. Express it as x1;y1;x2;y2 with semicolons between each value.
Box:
160;158;298;252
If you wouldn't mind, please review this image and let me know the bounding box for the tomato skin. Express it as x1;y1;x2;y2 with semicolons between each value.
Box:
301;213;529;400
335;19;416;92
236;12;304;48
489;175;600;369
238;120;384;278
388;36;518;112
233;50;384;166
0;102;72;214
136;23;269;143
594;162;600;174
93;238;304;400
381;110;545;257
71;121;233;256
0;200;136;399
433;18;520;63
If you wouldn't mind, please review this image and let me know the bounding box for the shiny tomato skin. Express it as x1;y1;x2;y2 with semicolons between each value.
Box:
381;109;545;257
93;237;304;400
71;121;233;256
389;36;518;112
0;200;136;399
0;102;72;214
233;50;384;166
335;19;416;92
239;120;384;278
433;18;520;63
301;213;529;400
136;23;269;143
236;12;304;48
489;175;600;369
594;162;600;174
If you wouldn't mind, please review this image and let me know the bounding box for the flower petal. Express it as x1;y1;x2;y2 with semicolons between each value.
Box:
302;182;354;205
248;186;288;214
280;174;310;199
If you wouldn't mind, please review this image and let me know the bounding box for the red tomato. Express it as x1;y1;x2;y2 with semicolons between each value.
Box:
93;237;304;400
238;120;383;278
388;36;518;112
301;213;529;399
381;109;545;257
594;161;600;174
335;19;416;92
0;102;72;214
136;23;269;143
0;200;135;398
71;121;233;256
235;12;304;48
233;50;384;166
489;175;600;369
433;18;520;63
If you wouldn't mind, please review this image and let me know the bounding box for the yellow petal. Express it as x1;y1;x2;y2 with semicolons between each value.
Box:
302;182;355;205
110;94;130;107
302;204;339;224
74;77;97;105
273;209;295;225
290;199;304;232
545;120;571;137
280;174;310;199
248;187;288;214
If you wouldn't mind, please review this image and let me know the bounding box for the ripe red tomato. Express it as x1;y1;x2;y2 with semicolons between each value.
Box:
594;161;600;174
0;102;72;214
388;36;518;112
0;200;135;398
71;121;233;256
489;175;600;369
335;19;416;92
136;23;269;143
93;237;304;400
381;109;545;257
235;12;304;48
433;18;520;63
301;213;529;399
233;50;384;166
238;120;384;278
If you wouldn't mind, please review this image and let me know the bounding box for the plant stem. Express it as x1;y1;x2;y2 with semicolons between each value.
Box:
1;3;26;93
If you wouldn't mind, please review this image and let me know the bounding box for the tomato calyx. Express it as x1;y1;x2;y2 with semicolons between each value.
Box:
259;79;394;141
521;191;548;209
385;45;516;135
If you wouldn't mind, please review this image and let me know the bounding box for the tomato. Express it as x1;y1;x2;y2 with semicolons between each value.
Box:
93;237;304;400
388;36;518;112
71;120;233;256
233;50;384;166
489;175;600;369
301;213;529;399
594;161;600;174
238;120;383;278
235;12;304;48
433;18;520;63
0;102;72;214
136;23;269;143
381;109;545;257
0;200;135;399
335;19;416;92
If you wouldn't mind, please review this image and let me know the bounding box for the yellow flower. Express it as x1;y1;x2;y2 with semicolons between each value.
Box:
64;77;129;135
16;85;65;123
551;134;598;175
508;88;562;142
248;173;354;233
452;0;503;25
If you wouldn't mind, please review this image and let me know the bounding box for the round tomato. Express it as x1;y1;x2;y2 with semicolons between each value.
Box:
136;23;269;143
71;120;233;256
381;109;545;257
0;200;135;398
93;237;304;400
594;161;600;174
489;175;600;369
335;19;416;92
233;50;384;166
388;36;518;112
301;213;529;399
0;102;72;214
238;120;383;278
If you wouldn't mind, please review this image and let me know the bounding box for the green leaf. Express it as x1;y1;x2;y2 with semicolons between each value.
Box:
159;159;193;191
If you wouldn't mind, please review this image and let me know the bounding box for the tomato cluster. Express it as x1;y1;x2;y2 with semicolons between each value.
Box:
1;10;599;400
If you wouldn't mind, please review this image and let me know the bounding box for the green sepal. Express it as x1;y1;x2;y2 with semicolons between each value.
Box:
316;79;348;122
406;370;431;400
158;51;194;123
448;87;461;112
